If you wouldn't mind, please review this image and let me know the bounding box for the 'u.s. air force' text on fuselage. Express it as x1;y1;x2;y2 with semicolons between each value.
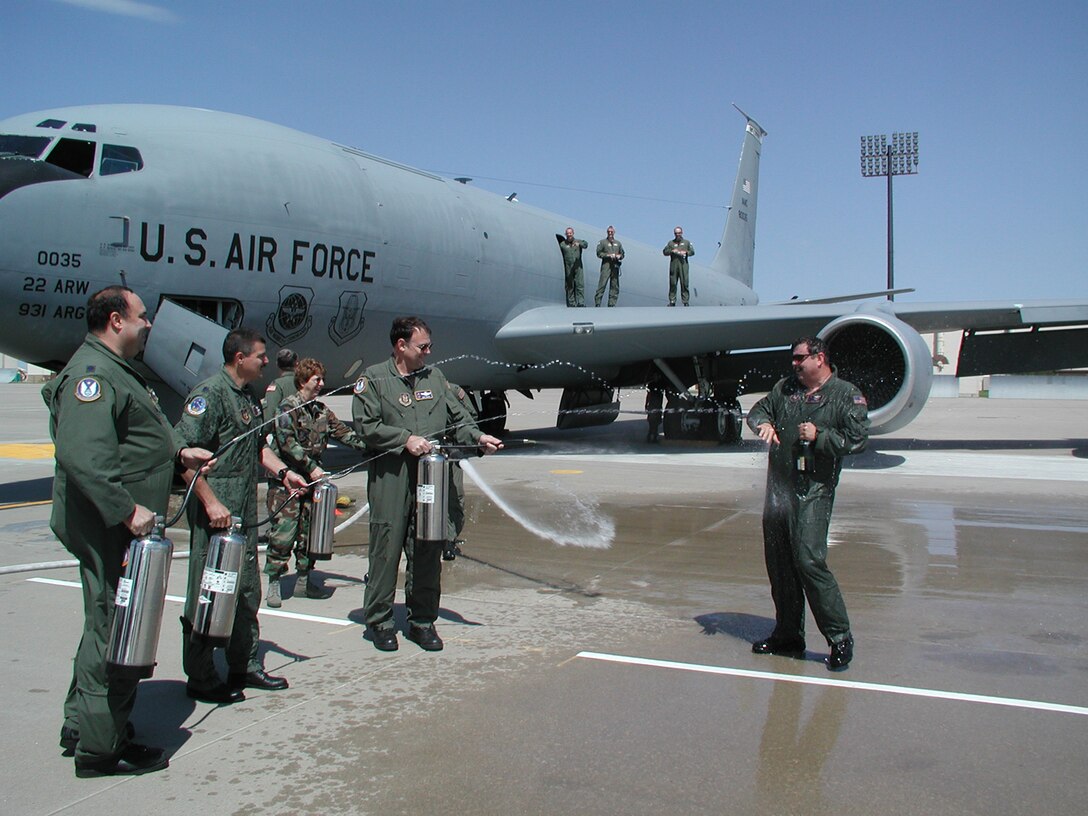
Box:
136;222;376;281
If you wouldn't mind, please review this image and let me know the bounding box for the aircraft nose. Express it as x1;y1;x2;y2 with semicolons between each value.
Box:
0;157;84;200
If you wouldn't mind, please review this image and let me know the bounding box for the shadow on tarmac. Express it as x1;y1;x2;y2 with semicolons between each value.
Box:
694;611;827;665
0;475;52;504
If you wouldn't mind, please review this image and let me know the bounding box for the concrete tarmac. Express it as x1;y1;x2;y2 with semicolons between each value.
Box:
1;383;1086;815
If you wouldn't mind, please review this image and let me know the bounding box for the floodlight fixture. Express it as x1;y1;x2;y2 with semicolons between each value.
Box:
860;131;919;299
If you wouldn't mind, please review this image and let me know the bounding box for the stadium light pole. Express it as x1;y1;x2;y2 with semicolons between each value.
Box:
860;131;919;300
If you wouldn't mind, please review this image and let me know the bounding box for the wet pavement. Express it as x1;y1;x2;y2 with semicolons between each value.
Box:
1;383;1086;815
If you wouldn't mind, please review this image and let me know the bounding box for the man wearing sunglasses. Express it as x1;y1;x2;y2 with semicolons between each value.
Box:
352;316;502;652
746;337;869;671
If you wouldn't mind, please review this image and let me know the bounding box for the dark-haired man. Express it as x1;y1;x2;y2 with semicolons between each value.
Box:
176;328;307;703
262;347;298;424
44;286;214;777
352;317;502;652
746;337;869;671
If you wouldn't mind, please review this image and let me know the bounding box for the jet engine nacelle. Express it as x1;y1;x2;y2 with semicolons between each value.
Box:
818;311;933;435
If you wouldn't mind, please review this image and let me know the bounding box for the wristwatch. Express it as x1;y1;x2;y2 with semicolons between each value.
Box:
277;467;289;482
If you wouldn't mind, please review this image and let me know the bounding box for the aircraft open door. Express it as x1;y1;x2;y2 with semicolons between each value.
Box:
143;299;229;405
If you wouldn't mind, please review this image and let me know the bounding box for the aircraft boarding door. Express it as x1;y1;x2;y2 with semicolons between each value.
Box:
142;298;229;400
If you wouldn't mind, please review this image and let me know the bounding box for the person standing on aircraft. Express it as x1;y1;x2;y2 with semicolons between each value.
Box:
663;226;695;306
264;357;367;607
176;328;307;703
352;317;502;652
746;337;869;671
594;225;625;307
262;347;298;424
43;286;214;777
559;227;589;307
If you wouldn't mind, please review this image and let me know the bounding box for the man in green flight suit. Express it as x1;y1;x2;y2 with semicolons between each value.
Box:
746;336;869;671
662;225;695;306
44;286;213;777
175;328;308;703
558;226;589;307
352;316;502;652
264;357;367;606
594;225;625;307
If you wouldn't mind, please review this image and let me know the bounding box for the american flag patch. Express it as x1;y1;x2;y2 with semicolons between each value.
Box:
854;395;867;405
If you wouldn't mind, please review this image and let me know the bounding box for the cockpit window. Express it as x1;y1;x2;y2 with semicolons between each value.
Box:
37;119;66;129
0;134;52;159
100;144;144;176
46;138;96;178
72;123;97;133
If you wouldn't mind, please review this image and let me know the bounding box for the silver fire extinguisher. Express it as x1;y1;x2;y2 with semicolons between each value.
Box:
106;515;173;679
416;444;448;547
307;477;337;561
191;515;244;646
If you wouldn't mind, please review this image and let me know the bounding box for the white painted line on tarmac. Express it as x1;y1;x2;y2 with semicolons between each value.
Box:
576;651;1088;717
26;577;354;627
534;451;1087;482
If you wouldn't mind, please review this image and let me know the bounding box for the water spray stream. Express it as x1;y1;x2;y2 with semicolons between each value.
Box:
460;460;615;549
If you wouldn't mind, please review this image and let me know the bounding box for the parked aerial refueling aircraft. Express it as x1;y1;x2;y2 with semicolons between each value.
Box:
2;103;1087;441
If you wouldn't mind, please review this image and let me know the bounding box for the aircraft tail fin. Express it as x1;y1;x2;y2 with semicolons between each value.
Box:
711;105;766;290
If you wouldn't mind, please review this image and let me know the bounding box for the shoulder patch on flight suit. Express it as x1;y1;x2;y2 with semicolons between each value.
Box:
414;390;434;400
186;396;208;416
398;393;412;407
266;382;277;393
853;394;868;405
456;387;466;401
74;377;101;402
354;377;368;395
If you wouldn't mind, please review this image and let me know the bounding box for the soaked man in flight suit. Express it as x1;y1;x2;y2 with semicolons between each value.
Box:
44;285;213;777
746;336;869;671
176;328;307;704
352;316;502;652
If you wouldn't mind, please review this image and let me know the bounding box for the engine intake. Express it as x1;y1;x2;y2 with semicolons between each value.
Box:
819;311;932;434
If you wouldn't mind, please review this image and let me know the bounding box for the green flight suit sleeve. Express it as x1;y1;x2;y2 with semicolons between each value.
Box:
746;390;778;432
51;375;136;528
175;386;223;450
685;240;694;258
445;383;482;447
596;240;608;259
815;386;869;458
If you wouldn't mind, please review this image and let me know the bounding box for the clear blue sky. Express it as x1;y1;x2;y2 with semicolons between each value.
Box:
4;0;1086;302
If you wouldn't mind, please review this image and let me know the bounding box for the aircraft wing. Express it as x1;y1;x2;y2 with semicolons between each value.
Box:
493;299;1088;368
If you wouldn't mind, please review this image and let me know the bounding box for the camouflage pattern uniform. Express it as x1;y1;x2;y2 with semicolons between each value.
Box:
265;392;366;577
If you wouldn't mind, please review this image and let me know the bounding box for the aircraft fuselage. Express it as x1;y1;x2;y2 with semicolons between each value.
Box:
0;105;755;393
